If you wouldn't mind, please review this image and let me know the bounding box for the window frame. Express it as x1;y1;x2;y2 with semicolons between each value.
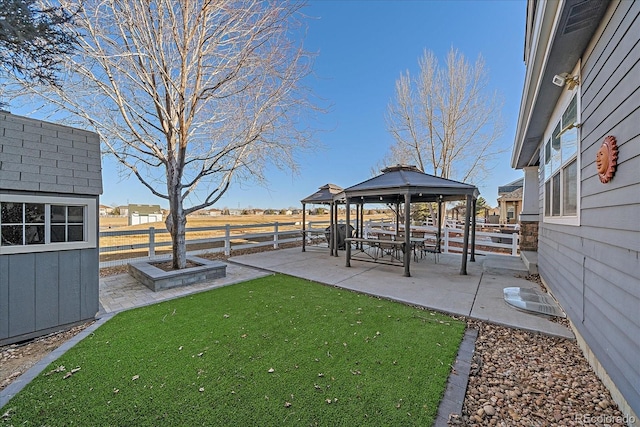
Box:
0;194;97;255
542;65;581;226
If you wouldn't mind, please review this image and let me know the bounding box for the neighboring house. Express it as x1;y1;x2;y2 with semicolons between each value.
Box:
115;205;128;217
0;112;102;345
512;0;639;421
496;178;523;225
99;204;113;216
128;204;163;226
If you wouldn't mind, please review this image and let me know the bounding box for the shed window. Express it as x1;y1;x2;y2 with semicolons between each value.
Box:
0;195;96;254
1;203;45;245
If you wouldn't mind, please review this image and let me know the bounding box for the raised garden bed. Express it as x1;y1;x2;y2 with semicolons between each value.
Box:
128;256;226;291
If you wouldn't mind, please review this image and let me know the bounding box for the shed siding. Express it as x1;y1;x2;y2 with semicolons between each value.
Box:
7;254;36;337
80;249;100;319
35;252;60;330
0;249;98;343
538;0;640;413
0;257;7;339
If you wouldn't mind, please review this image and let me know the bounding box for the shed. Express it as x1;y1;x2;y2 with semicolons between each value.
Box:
128;204;163;226
0;112;102;345
342;165;479;277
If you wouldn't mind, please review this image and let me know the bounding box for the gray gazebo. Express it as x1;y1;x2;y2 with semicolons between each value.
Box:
300;184;345;255
342;165;479;276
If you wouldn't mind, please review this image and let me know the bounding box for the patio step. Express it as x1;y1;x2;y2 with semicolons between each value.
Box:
520;251;538;275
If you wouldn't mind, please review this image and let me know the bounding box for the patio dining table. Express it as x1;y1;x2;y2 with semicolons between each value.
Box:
344;237;405;266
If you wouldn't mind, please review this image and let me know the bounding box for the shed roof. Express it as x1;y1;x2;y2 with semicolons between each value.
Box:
343;165;479;203
0;112;102;196
301;183;344;204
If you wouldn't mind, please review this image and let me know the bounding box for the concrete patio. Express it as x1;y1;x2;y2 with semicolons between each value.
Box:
229;246;573;339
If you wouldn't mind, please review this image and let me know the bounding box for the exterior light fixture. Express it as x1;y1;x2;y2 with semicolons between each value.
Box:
552;72;580;90
557;121;582;137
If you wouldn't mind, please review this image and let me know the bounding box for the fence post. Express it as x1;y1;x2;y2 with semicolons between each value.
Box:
149;227;155;258
443;227;449;254
225;224;231;256
274;222;279;249
512;233;519;256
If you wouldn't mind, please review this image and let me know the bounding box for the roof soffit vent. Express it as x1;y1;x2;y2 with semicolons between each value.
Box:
562;0;606;35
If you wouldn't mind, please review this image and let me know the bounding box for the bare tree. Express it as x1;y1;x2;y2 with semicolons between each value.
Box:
384;48;505;183
5;0;320;269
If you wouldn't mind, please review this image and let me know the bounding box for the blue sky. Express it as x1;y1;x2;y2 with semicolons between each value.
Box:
15;0;529;210
199;0;526;210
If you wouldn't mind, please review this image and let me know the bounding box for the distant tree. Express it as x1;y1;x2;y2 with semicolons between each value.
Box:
384;47;505;183
5;0;320;269
475;196;489;214
111;206;121;216
0;0;76;87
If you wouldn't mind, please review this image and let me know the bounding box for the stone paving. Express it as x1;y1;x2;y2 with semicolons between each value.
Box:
98;262;271;315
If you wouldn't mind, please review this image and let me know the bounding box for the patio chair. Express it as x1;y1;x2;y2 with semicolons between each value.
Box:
377;233;398;260
421;232;440;263
411;231;426;262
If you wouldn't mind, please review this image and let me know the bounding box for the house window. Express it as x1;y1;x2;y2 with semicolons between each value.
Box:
543;93;579;224
0;195;96;254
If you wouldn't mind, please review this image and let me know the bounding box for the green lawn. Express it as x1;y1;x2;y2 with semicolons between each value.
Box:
1;274;465;426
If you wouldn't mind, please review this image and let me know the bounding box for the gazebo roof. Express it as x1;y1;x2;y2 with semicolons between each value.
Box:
300;183;344;204
342;165;479;203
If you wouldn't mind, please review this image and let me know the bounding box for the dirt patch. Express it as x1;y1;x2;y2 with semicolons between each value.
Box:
0;322;93;391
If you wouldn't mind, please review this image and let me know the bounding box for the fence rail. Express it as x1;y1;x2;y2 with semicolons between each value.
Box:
99;220;519;268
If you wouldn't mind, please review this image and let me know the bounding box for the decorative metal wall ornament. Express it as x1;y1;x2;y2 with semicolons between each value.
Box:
596;135;618;183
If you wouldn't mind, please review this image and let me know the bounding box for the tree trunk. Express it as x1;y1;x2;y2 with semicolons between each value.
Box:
166;186;187;270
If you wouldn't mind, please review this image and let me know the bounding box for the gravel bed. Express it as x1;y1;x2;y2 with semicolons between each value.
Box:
451;320;626;426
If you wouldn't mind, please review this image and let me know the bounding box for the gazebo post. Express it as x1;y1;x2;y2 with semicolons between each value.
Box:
355;203;360;248
437;197;443;253
460;195;472;275
471;198;477;262
403;193;411;277
359;202;364;247
333;201;339;257
329;201;334;256
345;198;351;267
302;203;306;252
395;202;400;236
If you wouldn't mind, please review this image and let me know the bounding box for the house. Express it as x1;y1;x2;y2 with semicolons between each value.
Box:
512;0;639;421
128;204;163;225
0;112;102;345
99;204;113;216
496;178;523;225
115;205;128;216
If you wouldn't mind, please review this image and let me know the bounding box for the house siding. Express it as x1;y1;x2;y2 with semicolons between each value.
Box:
538;0;640;415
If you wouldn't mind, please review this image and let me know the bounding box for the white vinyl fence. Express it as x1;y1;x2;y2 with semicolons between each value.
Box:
99;220;519;268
